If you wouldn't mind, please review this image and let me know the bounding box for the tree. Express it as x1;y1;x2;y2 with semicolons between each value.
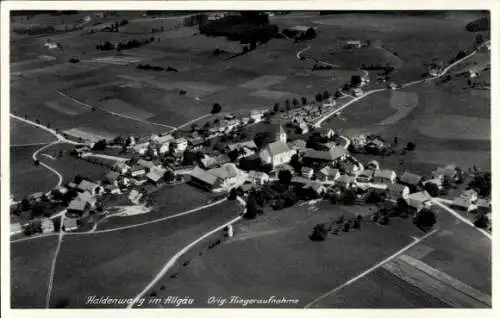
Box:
278;170;293;185
406;141;416;151
20;197;32;211
254;131;274;148
350;75;362;87
92;139;107;151
289;154;302;173
342;189;356;205
424;182;440;197
31;203;45;218
23;219;42;236
455;50;466;61
414;208;436;229
203;122;211;130
250;41;257;51
315;93;323;102
301;96;307;106
211;103;222;114
469;172;491;197
322;90;330;100
244;194;260;219
273;102;280;113
285;99;291;111
228;188;238;200
34;159;40;166
242;46;249;53
310;224;328;241
74;174;83;184
292;98;299;108
342;221;351;232
473;212;490;229
393;137;398;146
163;170;175;183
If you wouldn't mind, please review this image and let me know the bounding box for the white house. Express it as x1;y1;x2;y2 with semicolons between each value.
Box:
301;167;314;179
247;171;270;185
77;180;102;196
406;191;433;211
386;183;410;201
259;141;294;168
208;163;248;193
373;169;397;184
352;88;363;97
171;138;188;153
41;218;55;233
316;166;340;183
113;162;130;175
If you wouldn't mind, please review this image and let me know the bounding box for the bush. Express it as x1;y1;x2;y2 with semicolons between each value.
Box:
473;213;490;229
414;208;436;229
69;57;79;63
278;170;293;185
423;182;440;197
211;103;222;114
405;141;416;151
310;224;328;241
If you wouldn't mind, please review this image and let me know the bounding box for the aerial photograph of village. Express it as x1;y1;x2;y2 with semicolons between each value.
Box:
8;10;491;309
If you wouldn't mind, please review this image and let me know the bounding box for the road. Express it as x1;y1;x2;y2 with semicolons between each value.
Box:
311;40;490;128
45;214;66;308
81;152;129;162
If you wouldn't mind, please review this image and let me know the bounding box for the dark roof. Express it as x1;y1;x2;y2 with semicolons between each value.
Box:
399;172;422;185
190;167;218;186
387;183;408;195
77;180;98;192
265;141;290;156
304;147;347;161
318;166;339;177
106;171;120;182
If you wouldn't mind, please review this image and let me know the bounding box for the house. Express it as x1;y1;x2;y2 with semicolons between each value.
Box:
77;180;102;195
303;147;347;164
457;189;479;204
432;164;458;181
429;68;440;77
63;217;79;232
188;137;205;151
388;82;399;90
41;218;55;233
259;141;294;168
476;199;491;213
345;40;362;49
133;144;148;155
356;170;374;183
287;139;307;154
373;169;397;184
452;189;479;210
224;113;236;120
406;191;433;211
336;175;356;189
189;167;219;191
352;88;363;97
208;163;248;192
283;25;317;39
104;184;121;194
67;182;78;189
315;127;335;140
422;178;443;190
304;181;327;196
44;42;59;49
67;199;91;217
130;165;147;177
105;171;120;184
157;135;174;154
298;122;309;135
30;192;44;202
146;169;164;184
128;189;143;204
77;191;97;208
227;140;258;155
338;160;360;176
386;183;410;201
137;159;156;171
113;162;130;175
250;111;265;123
171;138;188;153
399;172;422;190
247;171;270;185
301;167;314;179
317;166;340;183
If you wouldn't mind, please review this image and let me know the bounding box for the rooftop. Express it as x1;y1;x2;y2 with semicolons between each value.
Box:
190;166;219;186
265;140;291;156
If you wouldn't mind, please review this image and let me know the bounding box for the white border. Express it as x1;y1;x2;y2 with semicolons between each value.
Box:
1;1;498;318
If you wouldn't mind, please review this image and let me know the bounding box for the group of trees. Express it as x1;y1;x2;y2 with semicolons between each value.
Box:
200;14;279;44
96;36;155;51
314;90;331;103
211;103;222;114
310;215;363;241
468;171;491;197
137;64;178;72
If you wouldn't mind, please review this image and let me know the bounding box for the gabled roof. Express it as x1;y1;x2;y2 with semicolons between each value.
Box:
387;183;408;195
287;139;307;150
77;191;94;203
63;217;78;228
106;171;120;182
374;169;396;179
399;172;422;185
337;174;355;184
77;180;98;192
209;163;240;180
304;147;347;161
318;166;339;177
67;199;89;212
190;167;218;186
137;159;156;169
146;170;163;182
407;191;432;204
264;141;291;156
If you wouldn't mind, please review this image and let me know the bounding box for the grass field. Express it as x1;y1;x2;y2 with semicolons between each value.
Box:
11;235;59;308
149;202;426;308
11;119;56;146
11;145;59;199
50;201;240;308
96;184;216;230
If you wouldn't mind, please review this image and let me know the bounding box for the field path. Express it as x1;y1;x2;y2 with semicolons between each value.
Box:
45;215;66;308
55;91;176;130
304;227;439;308
128;215;243;308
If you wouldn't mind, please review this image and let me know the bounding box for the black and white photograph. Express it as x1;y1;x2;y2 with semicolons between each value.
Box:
2;1;495;313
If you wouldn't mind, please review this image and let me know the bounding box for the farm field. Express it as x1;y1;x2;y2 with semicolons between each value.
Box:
96;184;217;230
148;202;427;308
10;145;59;199
11;235;59;308
49;200;241;308
10;119;56;146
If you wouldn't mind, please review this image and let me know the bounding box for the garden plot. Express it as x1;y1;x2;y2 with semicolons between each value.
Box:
239;75;288;90
86;56;146;65
98;98;154;120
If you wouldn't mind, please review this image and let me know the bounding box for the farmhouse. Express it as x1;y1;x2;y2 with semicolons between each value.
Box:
432;164;458;182
63;217;79;232
171;138;188;153
41;218;55;233
317;166;340;182
156;135;174;154
288;139;307;154
259;141;294;168
77;180;102;195
128;189;143;204
137;159;157;171
345;40;362;49
104;184;121;194
303;147;347;164
189;167;219;191
301;167;315;179
352;88;363;97
227;140;258;154
133;144;148;155
146;169;164;184
209;163;247;192
406;191;432;211
67;199;91;217
113;162;130;175
44;42;59;50
250;110;265;123
315;127;335;139
429;68;440;77
356;169;374;183
303;181;327;196
336;175;356;189
373;169;397;184
283;25;317;39
11;223;22;235
130;165;147;177
247;171;270;185
386;183;410;201
399;172;422;190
